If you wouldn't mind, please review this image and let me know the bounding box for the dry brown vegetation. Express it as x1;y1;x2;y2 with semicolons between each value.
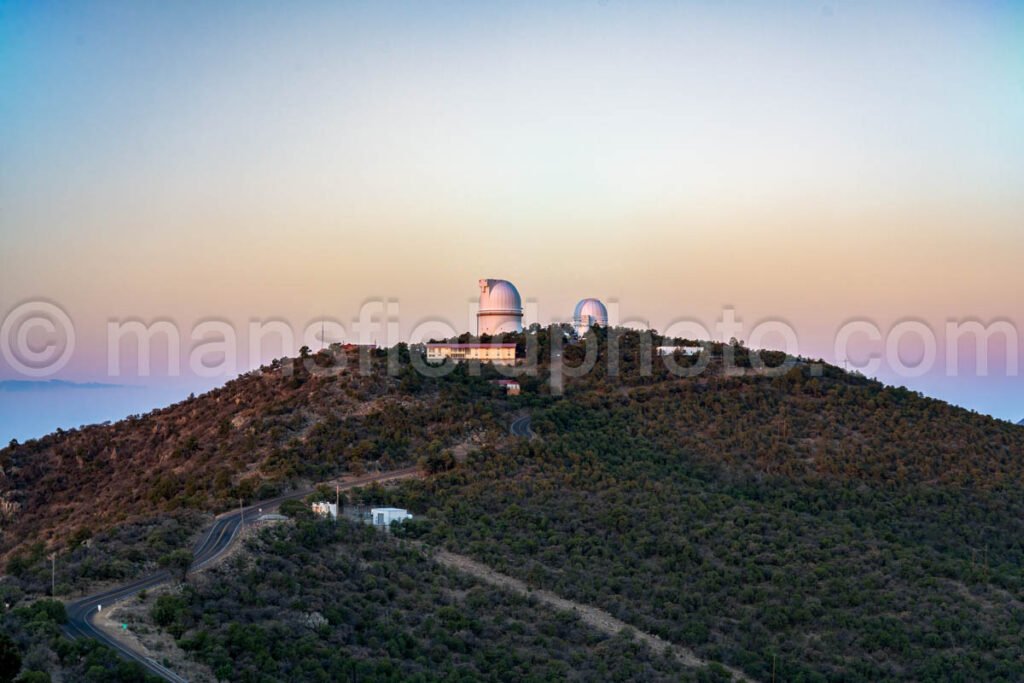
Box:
3;330;1024;682
0;349;507;561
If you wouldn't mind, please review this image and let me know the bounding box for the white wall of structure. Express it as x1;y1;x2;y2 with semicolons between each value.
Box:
371;507;412;526
426;344;516;365
657;346;703;356
311;502;338;519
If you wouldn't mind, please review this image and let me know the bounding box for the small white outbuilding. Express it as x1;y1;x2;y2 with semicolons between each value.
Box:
370;507;412;527
311;502;338;520
657;345;703;357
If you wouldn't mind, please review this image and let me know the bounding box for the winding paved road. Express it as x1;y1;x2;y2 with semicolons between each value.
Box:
509;414;533;438
63;467;420;682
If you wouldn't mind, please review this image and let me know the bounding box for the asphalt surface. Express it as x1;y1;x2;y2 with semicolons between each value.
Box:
510;414;533;438
62;467;419;682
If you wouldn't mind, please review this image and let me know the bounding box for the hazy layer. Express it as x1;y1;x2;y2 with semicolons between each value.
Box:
1;1;1021;438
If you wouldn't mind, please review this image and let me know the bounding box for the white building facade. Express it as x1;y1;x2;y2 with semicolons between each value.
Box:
311;502;338;519
371;507;412;527
657;345;704;357
426;343;516;365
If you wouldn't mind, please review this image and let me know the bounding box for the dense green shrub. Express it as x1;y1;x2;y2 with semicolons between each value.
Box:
168;519;695;682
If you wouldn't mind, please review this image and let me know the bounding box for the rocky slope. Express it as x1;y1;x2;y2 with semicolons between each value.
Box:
0;348;506;561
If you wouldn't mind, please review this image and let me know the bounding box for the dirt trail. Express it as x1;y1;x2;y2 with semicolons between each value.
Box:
430;548;756;682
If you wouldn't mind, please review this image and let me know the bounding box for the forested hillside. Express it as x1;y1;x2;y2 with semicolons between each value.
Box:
2;330;1023;682
0;347;506;561
146;516;702;682
391;342;1024;681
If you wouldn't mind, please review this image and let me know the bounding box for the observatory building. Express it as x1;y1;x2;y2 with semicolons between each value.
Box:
426;342;516;365
425;277;522;365
477;278;523;336
573;298;608;336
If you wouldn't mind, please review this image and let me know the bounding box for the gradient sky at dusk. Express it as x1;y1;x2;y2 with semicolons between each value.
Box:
2;0;1022;441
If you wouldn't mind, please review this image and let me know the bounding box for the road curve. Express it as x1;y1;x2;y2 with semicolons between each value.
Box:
510;414;533;438
62;466;420;682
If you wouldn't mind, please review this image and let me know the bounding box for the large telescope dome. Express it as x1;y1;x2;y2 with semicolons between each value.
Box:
477;279;523;336
573;298;608;336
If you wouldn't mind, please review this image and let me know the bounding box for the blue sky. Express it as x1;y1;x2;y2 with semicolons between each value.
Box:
1;0;1022;441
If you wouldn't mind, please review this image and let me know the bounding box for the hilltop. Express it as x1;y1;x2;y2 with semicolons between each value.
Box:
0;346;506;562
3;331;1022;564
2;329;1023;681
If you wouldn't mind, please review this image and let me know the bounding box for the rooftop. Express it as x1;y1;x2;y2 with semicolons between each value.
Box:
426;343;517;349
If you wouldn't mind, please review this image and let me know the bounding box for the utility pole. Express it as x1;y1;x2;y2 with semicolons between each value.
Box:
239;497;244;528
335;484;340;524
50;552;56;597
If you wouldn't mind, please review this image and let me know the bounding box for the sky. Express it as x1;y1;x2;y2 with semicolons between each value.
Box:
1;0;1022;442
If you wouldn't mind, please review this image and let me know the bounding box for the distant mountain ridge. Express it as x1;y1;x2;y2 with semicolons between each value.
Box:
0;379;126;392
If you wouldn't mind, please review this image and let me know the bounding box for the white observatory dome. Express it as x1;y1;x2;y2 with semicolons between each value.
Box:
479;279;522;313
573;298;608;336
477;278;523;336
